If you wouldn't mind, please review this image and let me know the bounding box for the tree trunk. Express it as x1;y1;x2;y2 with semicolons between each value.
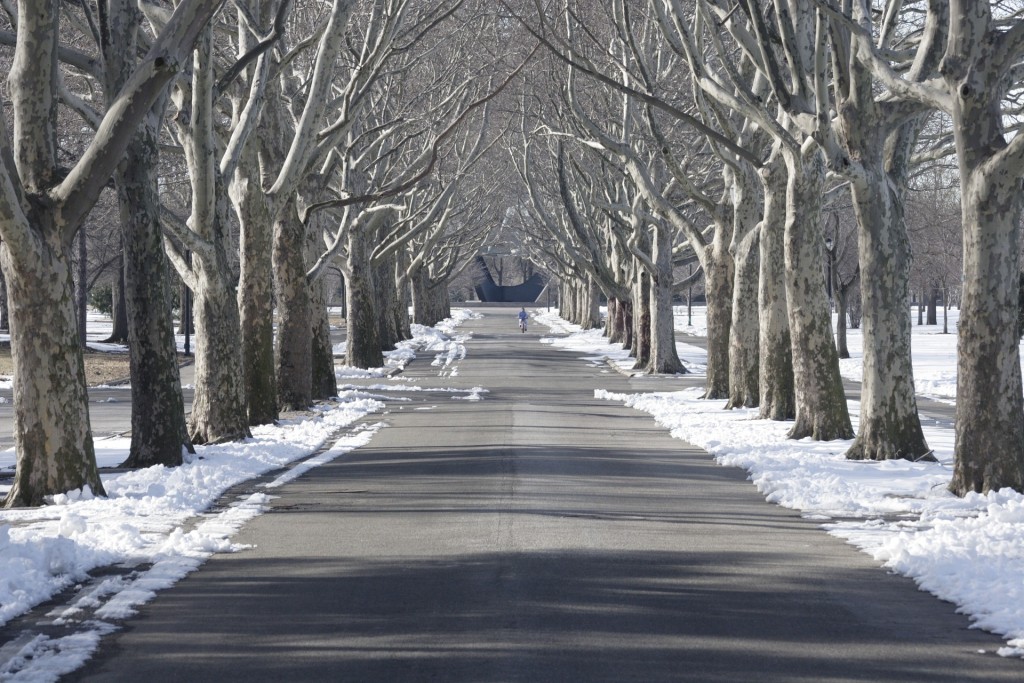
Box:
374;252;402;351
179;277;194;337
104;250;130;344
410;268;431;325
632;269;651;370
0;264;8;331
703;234;734;399
757;157;794;420
98;0;190;467
648;222;684;374
311;275;337;400
183;28;250;444
189;260;251;444
1;236;105;507
942;293;949;335
411;269;450;326
846;169;929;461
344;231;384;369
77;227;87;346
117;117;191;467
605;297;618;340
233;143;277;425
273;198;312;412
951;171;1024;493
926;287;938;325
783;147;852;440
942;3;1024;495
835;281;850;360
726;166;761;407
620;297;633;350
584;276;601;329
395;253;413;341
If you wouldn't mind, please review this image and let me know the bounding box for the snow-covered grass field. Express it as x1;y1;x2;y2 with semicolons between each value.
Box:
538;305;1024;661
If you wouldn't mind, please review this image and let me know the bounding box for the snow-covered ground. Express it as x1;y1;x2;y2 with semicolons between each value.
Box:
1;303;1021;679
0;310;481;681
539;305;1024;660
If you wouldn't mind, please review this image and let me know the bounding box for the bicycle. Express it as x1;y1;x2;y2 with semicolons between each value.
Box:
519;317;528;333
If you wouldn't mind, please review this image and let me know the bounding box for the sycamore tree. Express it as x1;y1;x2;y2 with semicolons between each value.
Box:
859;0;1024;493
656;0;853;440
0;0;225;507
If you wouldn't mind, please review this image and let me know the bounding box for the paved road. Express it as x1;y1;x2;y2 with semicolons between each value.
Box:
0;366;196;454
71;309;1020;682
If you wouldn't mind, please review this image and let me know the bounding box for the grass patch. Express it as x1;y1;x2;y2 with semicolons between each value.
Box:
0;346;132;387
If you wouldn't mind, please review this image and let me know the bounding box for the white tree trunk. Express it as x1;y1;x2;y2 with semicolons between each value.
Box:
952;168;1024;492
1;238;104;506
942;3;1024;494
783;146;852;440
757;157;794;420
846;169;930;460
703;237;734;399
648;222;684;374
189;257;250;443
233;143;277;425
727;166;762;407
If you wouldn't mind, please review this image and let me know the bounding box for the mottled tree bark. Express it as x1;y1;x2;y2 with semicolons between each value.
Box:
584;276;602;329
940;2;1024;492
104;0;190;467
846;169;929;460
343;231;384;368
374;252;402;351
411;265;452;327
0;264;8;330
105;252;129;343
647;221;684;374
1;235;104;505
726;166;762;407
703;235;734;400
310;275;337;400
273;198;312;412
1;0;224;506
757;156;794;420
189;261;250;443
117;121;191;467
181;29;249;444
783;147;852;440
77;229;87;346
632;269;651;370
233;142;277;425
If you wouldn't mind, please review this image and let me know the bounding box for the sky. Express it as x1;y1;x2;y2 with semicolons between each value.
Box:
0;305;1022;680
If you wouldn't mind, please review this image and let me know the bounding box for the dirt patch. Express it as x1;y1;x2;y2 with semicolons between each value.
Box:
0;347;132;388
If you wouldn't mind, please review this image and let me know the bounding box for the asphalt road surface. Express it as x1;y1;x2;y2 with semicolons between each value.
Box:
70;308;1020;682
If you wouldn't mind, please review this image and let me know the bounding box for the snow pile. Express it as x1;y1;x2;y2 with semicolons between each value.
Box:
539;307;1024;658
0;396;383;628
536;309;708;375
0;309;479;680
333;309;481;379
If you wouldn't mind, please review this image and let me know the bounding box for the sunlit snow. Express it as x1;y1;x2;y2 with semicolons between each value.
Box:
537;305;1024;660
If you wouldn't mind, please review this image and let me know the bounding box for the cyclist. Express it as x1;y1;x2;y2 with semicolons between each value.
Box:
518;307;528;333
